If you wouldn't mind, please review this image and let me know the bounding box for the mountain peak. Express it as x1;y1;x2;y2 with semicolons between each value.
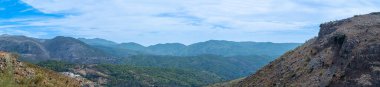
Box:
238;12;380;86
148;43;186;48
78;38;118;46
50;36;89;45
120;42;145;47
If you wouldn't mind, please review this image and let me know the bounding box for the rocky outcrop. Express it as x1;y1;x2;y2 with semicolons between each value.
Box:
70;65;109;85
238;12;380;87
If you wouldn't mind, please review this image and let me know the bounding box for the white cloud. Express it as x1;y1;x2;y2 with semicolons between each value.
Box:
0;28;49;38
5;0;380;45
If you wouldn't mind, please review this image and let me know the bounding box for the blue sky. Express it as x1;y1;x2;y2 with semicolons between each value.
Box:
1;0;380;45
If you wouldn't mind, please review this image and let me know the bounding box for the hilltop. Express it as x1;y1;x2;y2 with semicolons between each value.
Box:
238;12;380;86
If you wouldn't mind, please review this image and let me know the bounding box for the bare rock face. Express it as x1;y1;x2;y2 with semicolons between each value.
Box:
238;12;380;87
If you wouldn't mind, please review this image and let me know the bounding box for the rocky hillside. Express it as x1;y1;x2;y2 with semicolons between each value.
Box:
208;78;244;87
238;12;380;87
0;52;91;87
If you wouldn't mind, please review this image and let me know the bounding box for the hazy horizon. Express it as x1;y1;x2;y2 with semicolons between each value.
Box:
0;34;302;46
1;0;380;45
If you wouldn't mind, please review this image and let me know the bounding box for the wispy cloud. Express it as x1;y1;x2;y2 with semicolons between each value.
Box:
1;0;379;45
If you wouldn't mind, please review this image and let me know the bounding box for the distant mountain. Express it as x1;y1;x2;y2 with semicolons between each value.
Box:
147;43;188;55
186;40;301;57
0;35;111;63
78;38;145;57
77;38;118;46
44;36;110;63
80;38;301;57
0;52;92;86
118;42;146;51
238;12;380;87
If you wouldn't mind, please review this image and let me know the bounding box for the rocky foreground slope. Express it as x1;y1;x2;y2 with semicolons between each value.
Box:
238;12;380;87
0;52;92;87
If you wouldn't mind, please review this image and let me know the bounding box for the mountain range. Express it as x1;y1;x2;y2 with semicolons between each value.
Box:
0;34;300;86
79;38;301;57
0;34;300;64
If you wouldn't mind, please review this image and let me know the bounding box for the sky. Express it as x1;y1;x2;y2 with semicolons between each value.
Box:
0;0;380;46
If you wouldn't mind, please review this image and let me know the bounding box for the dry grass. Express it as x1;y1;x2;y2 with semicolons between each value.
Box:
0;52;82;87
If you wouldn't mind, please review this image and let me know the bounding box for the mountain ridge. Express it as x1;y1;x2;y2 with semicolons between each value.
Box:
79;38;301;57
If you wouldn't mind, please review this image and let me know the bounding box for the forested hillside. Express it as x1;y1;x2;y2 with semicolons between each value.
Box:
37;60;223;86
